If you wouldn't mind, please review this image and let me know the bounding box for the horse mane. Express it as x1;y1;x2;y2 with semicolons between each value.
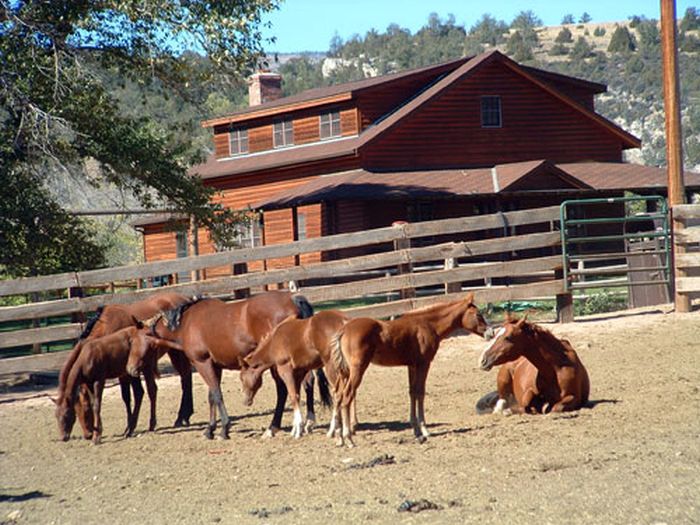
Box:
291;294;314;319
79;306;104;340
516;318;575;364
163;295;206;330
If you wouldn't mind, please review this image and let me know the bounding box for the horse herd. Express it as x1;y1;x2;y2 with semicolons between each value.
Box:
53;290;590;448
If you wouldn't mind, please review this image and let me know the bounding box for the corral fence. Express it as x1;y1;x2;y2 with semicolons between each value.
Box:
672;203;700;298
0;205;566;371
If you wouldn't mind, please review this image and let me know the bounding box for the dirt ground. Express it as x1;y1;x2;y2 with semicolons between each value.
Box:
1;306;699;525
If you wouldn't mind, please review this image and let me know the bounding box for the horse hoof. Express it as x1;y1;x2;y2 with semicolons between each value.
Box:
415;435;428;444
262;427;278;439
203;429;215;440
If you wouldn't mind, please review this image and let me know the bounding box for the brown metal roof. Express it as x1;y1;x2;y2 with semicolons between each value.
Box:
202;57;471;127
254;161;700;210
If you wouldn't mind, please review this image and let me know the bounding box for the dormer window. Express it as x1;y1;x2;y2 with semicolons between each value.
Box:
481;96;502;128
229;127;248;156
273;119;294;148
320;111;341;139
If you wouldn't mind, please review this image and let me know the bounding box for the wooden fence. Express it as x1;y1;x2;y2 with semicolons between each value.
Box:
672;204;700;296
0;205;566;357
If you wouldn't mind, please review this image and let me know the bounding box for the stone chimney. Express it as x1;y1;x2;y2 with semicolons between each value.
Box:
248;71;282;106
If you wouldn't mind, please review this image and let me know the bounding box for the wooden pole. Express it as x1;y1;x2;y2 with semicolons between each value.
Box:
189;215;200;282
660;0;690;312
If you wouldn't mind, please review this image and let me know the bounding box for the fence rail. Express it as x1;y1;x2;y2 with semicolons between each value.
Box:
0;206;563;353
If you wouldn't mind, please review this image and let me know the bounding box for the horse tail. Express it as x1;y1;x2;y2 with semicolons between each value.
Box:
292;294;314;319
475;391;500;415
79;306;104;340
315;368;332;408
330;328;349;377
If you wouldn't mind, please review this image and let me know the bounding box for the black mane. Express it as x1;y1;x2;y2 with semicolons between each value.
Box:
163;295;206;330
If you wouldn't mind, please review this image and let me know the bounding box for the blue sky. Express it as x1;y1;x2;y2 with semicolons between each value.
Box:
263;0;698;52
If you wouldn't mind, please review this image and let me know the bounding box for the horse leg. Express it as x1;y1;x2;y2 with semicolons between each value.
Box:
414;364;432;439
192;360;229;440
327;374;344;438
144;368;158;431
338;362;369;448
91;381;104;445
407;366;419;437
302;371;315;434
495;367;515;416
169;350;193;427
264;367;288;438
280;367;305;439
77;386;94;440
548;393;577;414
119;377;133;437
128;376;144;436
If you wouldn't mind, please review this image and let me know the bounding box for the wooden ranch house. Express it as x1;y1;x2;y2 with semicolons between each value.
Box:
134;50;700;275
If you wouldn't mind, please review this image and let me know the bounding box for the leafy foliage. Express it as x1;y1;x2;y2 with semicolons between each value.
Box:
608;26;637;53
0;0;278;277
555;27;573;44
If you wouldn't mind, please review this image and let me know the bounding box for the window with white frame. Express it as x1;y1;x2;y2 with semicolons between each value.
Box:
480;96;502;128
296;212;307;241
229;127;248;155
238;215;263;248
320;110;341;139
273;119;294;148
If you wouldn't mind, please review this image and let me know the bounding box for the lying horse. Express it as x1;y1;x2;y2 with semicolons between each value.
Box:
240;310;348;438
127;291;315;440
56;292;195;440
478;316;590;415
331;293;490;447
54;323;181;444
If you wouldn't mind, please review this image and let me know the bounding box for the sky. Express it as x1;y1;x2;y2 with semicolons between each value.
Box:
263;0;698;52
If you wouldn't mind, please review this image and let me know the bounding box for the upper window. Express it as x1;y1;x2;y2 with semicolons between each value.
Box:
273;119;294;148
320;111;341;139
481;96;502;128
229;127;248;156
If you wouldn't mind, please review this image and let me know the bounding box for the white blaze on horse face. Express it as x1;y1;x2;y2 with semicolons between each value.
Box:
478;327;506;368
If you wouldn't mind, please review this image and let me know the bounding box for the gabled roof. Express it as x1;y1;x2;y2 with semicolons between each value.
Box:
202;57;471;128
192;51;640;181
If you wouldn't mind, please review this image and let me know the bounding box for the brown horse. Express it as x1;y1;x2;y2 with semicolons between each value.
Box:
126;291;316;440
54;324;181;444
330;293;490;447
478;316;590;415
56;292;195;440
240;310;347;438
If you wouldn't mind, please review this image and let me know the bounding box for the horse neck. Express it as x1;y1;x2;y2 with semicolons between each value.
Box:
62;356;85;409
524;328;571;371
413;300;468;340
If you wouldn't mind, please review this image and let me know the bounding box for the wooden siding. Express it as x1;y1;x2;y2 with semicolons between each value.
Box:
214;132;229;159
143;228;177;262
297;203;322;265
263;209;296;269
361;61;623;170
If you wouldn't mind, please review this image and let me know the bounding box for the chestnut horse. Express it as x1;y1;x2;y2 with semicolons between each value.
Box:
330;293;490;447
478;316;590;415
127;291;315;440
56;292;195;440
240;310;347;438
55;324;181;444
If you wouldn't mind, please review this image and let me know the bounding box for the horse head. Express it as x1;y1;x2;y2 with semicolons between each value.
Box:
239;357;264;407
126;327;182;378
460;293;492;338
54;393;77;442
478;316;532;371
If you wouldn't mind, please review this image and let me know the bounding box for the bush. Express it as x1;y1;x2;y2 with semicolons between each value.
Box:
593;26;606;37
576;292;626;316
555;27;573;43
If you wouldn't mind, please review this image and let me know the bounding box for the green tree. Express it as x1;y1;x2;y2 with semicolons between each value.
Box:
570;36;595;59
636;19;661;53
561;14;575;25
511;10;542;30
593;26;606;37
0;0;278;278
579;12;592;24
506;31;534;61
468;14;509;46
608;26;637;53
680;7;700;32
555;27;574;43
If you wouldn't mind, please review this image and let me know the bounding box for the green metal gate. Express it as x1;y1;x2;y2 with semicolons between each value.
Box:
559;196;671;300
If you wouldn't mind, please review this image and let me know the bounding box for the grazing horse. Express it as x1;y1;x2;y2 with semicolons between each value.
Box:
331;293;490;447
127;291;315;440
240;310;348;438
478;316;590;415
54;324;181;444
56;292;195;440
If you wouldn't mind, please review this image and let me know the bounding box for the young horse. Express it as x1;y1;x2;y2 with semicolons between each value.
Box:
55;324;181;444
240;310;347;438
126;291;316;440
478;316;590;415
56;292;195;440
331;293;490;447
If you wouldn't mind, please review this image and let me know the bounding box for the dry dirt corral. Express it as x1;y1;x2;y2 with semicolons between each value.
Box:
1;308;699;525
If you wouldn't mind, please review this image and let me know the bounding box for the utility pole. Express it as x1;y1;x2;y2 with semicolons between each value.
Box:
660;0;689;312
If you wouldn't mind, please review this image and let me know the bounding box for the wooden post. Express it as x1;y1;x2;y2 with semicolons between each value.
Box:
661;0;690;312
444;257;461;294
233;263;250;299
189;215;200;282
556;292;574;323
392;221;415;299
30;292;42;354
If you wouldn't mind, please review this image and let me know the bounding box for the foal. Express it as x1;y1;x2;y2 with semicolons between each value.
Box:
478;316;590;415
331;293;490;447
54;324;181;444
240;310;347;438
